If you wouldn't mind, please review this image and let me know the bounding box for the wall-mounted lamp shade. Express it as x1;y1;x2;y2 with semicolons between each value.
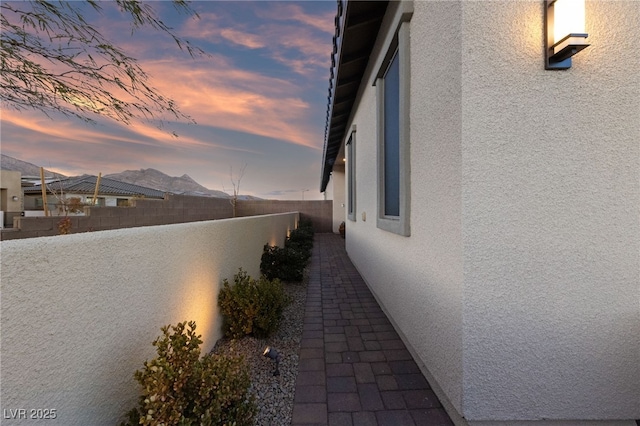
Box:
12;196;19;201
545;0;590;69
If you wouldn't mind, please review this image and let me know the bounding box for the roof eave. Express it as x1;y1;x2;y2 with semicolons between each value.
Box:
320;0;388;193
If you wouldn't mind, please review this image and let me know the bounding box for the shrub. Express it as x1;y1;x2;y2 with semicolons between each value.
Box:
261;221;315;281
57;217;72;235
120;321;256;426
289;219;314;247
218;269;291;339
285;228;313;256
66;197;86;213
298;217;314;232
260;244;307;282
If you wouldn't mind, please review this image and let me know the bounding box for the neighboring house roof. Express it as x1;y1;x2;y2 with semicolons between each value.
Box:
23;175;166;199
320;0;389;192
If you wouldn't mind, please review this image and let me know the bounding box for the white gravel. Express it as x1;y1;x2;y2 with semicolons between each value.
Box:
209;275;307;426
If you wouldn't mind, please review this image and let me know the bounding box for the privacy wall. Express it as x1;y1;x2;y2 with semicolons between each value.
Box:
1;196;332;240
338;0;639;424
0;212;297;425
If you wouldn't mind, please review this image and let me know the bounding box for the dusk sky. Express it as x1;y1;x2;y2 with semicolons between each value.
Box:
1;1;337;200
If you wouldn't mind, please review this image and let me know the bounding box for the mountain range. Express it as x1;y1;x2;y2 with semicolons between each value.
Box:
0;154;59;178
104;168;230;198
0;154;245;199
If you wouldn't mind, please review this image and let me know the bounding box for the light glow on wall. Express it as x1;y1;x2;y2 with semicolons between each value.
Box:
178;265;219;349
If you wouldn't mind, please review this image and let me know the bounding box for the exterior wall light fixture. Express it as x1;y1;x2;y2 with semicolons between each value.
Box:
262;346;281;376
12;196;19;201
545;0;590;69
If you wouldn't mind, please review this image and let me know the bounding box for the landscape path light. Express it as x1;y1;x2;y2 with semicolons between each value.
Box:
545;0;590;69
262;346;281;376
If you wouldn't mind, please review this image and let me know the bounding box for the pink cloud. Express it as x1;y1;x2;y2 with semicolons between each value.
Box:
258;4;335;35
141;58;320;149
1;105;262;177
179;5;332;76
2;111;155;149
2;47;322;153
219;28;265;49
259;23;330;74
179;11;222;40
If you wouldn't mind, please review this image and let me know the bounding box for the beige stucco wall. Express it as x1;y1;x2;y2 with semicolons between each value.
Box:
0;212;297;425
0;170;23;226
336;0;639;423
461;0;639;422
332;164;346;233
341;0;466;418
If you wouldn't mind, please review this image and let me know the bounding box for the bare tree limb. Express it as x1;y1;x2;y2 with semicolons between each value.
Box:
228;164;247;217
1;0;204;134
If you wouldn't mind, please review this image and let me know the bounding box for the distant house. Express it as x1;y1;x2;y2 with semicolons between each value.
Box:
0;170;23;228
23;175;165;214
321;1;639;424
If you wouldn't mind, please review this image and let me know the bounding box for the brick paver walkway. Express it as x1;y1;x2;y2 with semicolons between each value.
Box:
291;233;453;426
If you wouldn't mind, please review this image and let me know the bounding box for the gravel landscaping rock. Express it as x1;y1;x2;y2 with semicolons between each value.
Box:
210;275;307;426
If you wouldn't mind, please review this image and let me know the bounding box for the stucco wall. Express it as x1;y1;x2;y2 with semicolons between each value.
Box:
342;0;466;418
331;165;345;233
0;212;298;425
0;170;23;226
335;0;639;423
460;0;639;422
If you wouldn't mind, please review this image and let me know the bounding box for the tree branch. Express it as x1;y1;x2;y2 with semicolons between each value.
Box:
0;1;204;133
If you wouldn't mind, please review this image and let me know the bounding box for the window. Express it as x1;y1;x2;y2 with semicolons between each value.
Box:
376;21;410;236
383;51;400;217
87;197;105;206
347;127;356;221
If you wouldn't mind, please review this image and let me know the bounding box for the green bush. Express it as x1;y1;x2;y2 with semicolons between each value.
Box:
261;221;315;281
285;228;313;257
260;244;308;282
298;217;314;232
218;269;291;339
120;321;256;426
289;219;314;248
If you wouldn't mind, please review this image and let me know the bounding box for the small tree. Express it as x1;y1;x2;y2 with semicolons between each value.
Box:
226;164;247;217
44;176;86;216
65;197;86;213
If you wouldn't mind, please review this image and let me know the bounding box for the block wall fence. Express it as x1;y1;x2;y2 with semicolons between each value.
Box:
0;194;333;240
0;212;298;425
237;200;332;233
